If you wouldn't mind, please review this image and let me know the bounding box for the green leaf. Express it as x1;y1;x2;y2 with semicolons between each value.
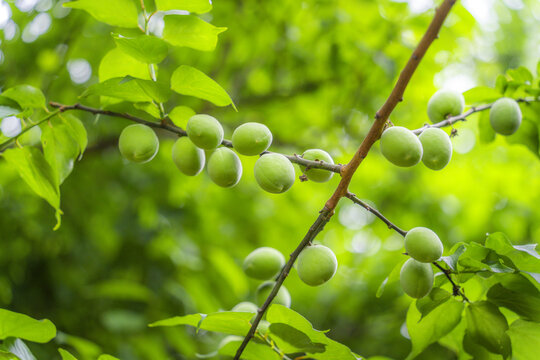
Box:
465;301;511;358
99;48;151;82
485;232;540;273
0;350;19;360
486;274;540;321
507;66;533;84
41;119;79;185
171;65;236;109
268;323;325;354
168;106;195;127
495;75;508;94
148;314;202;328
441;244;466;271
97;355;119;360
267;305;356;359
2;85;46;109
64;0;139;28
507;320;540;360
82;77;170;103
134;103;161;119
2;339;35;360
60;114;88;160
478;110;496;144
0;96;22;118
405;297;464;359
1;147;62;228
415;287;451;319
463;86;501;105
377;257;407;298
155;0;212;13
457;242;491;272
0;309;56;343
198;312;253;336
112;34;168;64
218;338;280;360
506;119;539;157
163;15;227;52
58;349;78;360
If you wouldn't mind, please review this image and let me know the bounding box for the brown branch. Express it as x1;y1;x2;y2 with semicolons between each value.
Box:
48;102;341;174
345;192;407;236
325;0;457;211
432;262;470;302
234;1;457;358
412;96;540;135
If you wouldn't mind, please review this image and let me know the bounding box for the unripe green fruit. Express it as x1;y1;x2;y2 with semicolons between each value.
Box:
400;258;434;299
231;301;258;313
207;147;242;188
489;97;522;135
171;137;205;176
254;153;295;193
118;124;159;163
418;128;452;170
300;149;334;183
256;281;291;308
243;247;285;280
405;227;443;263
186;114;224;150
19;126;42;146
296;244;337;286
232;122;273;156
380;126;422;167
427;89;464;123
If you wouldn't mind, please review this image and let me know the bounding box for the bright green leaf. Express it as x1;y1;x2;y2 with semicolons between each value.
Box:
112;34;168;64
155;0;212;13
163;15;227;52
58;349;78;360
465;301;511;358
377;257;407;298
463;86;501;105
218;338;280;360
507;320;540;360
148;314;202;328
171;65;236;109
60;114;88;160
478;110;496;144
0;309;56;343
415;287;452;319
198;312;253;336
485;233;540;273
97;355;119;360
41;120;79;185
82;77;170;103
168;106;195;127
64;0;139;28
2;85;46;109
0;96;22;117
99;48;151;82
134;103;161;119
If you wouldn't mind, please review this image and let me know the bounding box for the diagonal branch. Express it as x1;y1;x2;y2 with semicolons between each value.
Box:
234;1;458;359
47;102;342;173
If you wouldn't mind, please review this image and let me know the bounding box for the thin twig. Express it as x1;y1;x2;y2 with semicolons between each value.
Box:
432;262;470;302
47;102;342;173
345;192;407;236
234;1;457;358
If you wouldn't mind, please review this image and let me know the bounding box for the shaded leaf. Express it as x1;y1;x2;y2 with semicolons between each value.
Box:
465;301;511;358
268;323;325;354
415;287;451;320
377;257;407;298
0;96;22;118
485;233;540;273
2;85;46;109
155;0;212;13
82;77;170;103
486;274;540;321
218;338;280;360
2;339;35;360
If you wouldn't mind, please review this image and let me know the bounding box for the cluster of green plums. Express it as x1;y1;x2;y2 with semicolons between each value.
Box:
380;90;523;170
118;114;336;192
399;227;444;298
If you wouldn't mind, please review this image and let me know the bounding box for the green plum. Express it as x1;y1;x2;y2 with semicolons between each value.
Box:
186;114;224;150
171;137;205;176
232;122;273;156
380;126;422;167
400;258;434;298
296;244;337;286
427;89;464;123
256;281;291;308
418;128;452;170
231;301;258;313
254;153;295;193
405;227;443;263
207;147;242;188
489;97;522;135
118;124;159;163
300;149;334;183
243;247;285;280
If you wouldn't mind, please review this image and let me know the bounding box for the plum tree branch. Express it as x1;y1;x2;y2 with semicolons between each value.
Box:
413;96;540;135
234;1;457;358
47;102;341;173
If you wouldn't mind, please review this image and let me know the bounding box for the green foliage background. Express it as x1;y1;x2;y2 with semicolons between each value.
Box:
0;0;540;359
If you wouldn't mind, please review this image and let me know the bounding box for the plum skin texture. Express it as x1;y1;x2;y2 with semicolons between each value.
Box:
118;124;159;163
254;153;295;193
489;97;522;135
207;147;242;188
427;89;464;123
301;149;334;183
243;247;285;280
171;137;205;176
405;227;443;263
419;128;452;170
400;258;434;299
296;244;338;286
380;126;423;167
232;122;273;156
186;114;224;150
